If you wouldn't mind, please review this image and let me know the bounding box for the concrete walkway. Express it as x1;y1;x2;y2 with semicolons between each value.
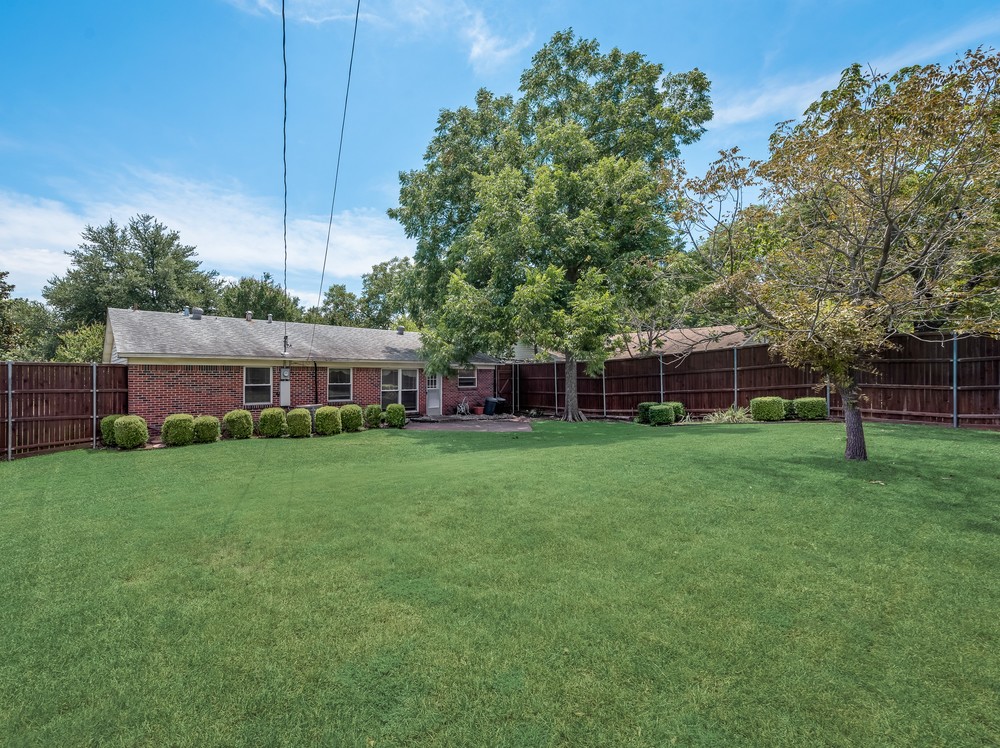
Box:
406;417;533;432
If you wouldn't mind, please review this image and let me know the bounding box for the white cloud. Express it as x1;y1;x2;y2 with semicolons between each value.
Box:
0;172;414;302
224;0;531;74
708;11;1000;132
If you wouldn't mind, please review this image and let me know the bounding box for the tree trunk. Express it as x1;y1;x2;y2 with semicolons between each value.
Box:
561;354;587;422
840;379;868;461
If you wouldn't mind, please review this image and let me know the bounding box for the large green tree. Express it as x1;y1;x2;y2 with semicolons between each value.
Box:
303;284;362;327
217;273;303;322
679;50;1000;460
0;271;16;356
2;298;61;361
43;215;221;325
391;30;711;419
359;257;418;329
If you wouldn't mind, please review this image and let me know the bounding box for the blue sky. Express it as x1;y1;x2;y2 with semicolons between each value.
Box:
3;1;999;307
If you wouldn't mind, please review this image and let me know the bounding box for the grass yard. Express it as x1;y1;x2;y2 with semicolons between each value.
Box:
1;421;998;747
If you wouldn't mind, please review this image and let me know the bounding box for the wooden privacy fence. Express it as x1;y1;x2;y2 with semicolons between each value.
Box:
497;334;1000;429
1;362;129;460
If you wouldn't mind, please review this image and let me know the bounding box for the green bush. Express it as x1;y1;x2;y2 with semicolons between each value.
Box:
385;403;406;429
750;396;785;422
364;404;383;430
794;397;828;420
636;402;658;424
341;404;364;433
314;406;342;436
114;415;148;450
193;415;220;443
782;398;796;419
703;405;752;423
648;404;676;426
100;414;123;447
663;401;686;421
258;407;287;438
161;414;195;446
223;409;253;439
286;408;312;438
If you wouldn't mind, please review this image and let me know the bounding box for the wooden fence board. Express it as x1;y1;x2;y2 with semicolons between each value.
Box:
510;334;1000;429
2;362;128;460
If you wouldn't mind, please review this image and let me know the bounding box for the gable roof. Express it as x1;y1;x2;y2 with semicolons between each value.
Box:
105;308;498;365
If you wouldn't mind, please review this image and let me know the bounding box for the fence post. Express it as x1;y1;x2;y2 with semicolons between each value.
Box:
6;361;12;462
658;355;664;402
92;363;98;448
602;367;607;418
733;348;739;407
953;333;959;429
553;360;559;416
825;380;831;418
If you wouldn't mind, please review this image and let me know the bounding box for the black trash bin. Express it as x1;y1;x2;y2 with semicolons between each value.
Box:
484;396;506;415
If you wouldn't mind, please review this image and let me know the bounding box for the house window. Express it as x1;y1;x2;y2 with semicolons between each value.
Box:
244;367;272;405
457;368;477;388
382;368;418;410
328;368;352;402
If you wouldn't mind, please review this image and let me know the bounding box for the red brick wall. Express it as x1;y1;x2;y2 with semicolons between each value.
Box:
128;363;499;430
442;368;497;414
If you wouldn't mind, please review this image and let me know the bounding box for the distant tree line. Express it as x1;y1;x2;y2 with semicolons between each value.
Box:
0;215;419;364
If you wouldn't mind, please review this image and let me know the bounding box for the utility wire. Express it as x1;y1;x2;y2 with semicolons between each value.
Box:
281;0;289;355
308;0;362;360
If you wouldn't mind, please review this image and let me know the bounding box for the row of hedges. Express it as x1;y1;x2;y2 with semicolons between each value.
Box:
636;401;686;426
749;396;828;421
100;403;409;450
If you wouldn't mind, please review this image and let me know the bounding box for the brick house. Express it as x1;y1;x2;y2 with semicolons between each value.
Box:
103;308;499;430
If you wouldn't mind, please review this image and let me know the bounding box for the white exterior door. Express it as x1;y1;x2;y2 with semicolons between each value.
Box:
426;373;442;415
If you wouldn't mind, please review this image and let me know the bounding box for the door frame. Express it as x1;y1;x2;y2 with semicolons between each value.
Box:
425;372;442;416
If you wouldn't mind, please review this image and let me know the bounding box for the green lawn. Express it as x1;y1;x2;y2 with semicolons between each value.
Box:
1;421;997;747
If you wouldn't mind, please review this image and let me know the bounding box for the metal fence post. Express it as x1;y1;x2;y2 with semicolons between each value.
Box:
733;348;739;407
92;362;98;449
953;333;959;429
602;367;607;418
6;361;12;462
658;355;664;402
553;360;558;416
825;380;831;418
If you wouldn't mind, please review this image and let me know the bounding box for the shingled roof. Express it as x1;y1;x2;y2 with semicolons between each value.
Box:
104;308;498;365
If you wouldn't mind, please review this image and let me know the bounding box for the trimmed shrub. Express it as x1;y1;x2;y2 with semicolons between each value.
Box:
364;404;383;430
286;408;312;438
114;415;148;450
794;397;828;420
223;409;253;439
385;403;406;429
161;414;195;446
636;402;658;424
663;401;686;421
648;404;676;426
315;406;342;436
750;396;785;422
100;414;123;447
258;407;287;438
193;415;220;443
341;404;364;433
782;398;796;420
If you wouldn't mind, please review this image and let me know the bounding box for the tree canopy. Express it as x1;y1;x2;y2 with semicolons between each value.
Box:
217;273;303;321
391;29;712;419
43;214;221;326
678;49;1000;459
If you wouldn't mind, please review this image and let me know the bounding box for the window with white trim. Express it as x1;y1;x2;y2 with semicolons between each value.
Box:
381;368;418;410
457;368;477;388
244;367;272;405
327;368;352;402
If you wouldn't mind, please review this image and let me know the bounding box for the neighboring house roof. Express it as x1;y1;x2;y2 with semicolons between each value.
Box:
611;325;750;360
104;308;498;365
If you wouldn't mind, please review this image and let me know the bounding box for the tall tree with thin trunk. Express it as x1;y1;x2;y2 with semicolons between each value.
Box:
391;30;711;419
677;50;1000;459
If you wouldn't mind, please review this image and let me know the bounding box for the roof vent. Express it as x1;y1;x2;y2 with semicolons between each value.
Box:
267;314;273;324
191;307;203;320
396;325;405;335
245;311;253;322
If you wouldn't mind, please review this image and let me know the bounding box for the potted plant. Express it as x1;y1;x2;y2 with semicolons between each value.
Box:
471;404;484;415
